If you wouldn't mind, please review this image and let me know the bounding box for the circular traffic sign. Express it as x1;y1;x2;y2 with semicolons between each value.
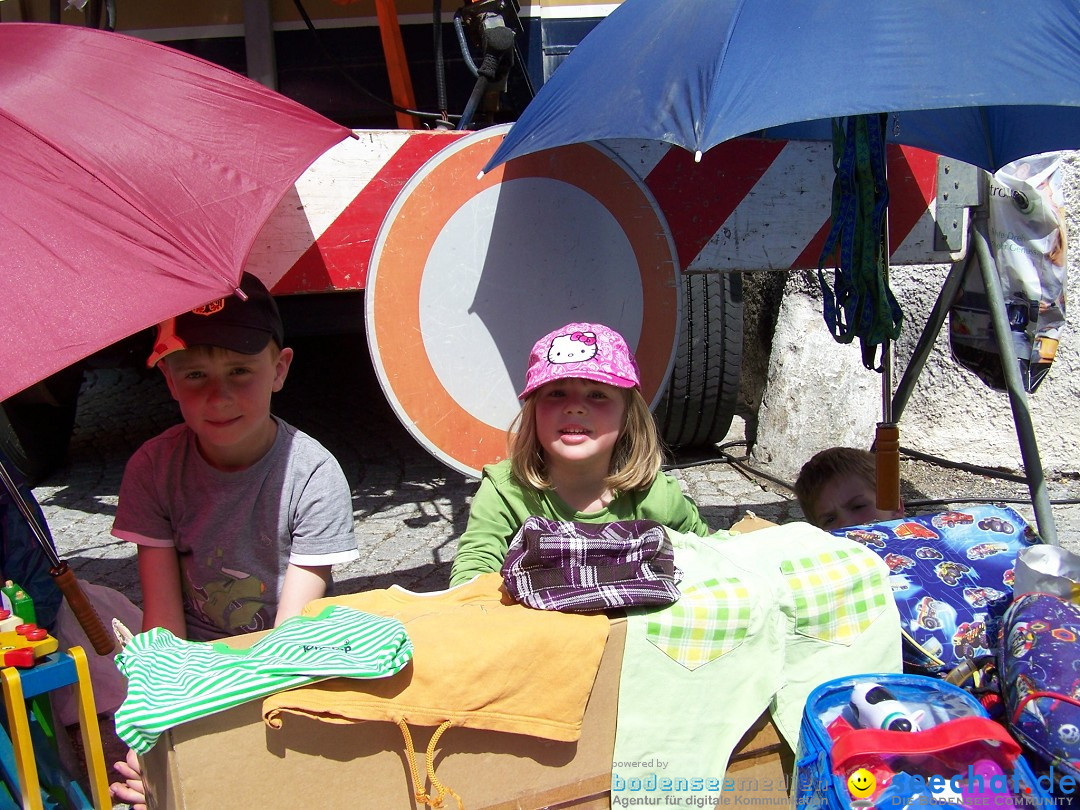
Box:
366;126;680;477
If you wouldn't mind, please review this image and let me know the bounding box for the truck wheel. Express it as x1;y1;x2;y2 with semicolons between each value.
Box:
654;272;743;449
0;366;83;485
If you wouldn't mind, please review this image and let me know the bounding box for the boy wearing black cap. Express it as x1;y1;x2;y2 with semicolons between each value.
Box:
111;274;359;806
111;273;358;642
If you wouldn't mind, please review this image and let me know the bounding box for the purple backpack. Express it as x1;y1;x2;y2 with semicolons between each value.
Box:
998;591;1080;781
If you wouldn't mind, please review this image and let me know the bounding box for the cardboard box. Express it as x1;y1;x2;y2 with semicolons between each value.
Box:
142;618;792;809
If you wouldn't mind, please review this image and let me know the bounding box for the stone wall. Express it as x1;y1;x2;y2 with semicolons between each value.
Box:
750;152;1080;481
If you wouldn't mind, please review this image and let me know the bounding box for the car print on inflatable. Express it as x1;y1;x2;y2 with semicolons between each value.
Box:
829;504;1040;673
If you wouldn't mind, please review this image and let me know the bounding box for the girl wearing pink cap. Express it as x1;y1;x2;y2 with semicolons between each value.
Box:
449;322;711;586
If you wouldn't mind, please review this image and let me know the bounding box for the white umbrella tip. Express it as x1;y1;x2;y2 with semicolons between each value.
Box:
694;150;703;163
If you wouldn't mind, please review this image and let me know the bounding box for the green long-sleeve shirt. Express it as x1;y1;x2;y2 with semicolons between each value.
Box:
449;459;711;586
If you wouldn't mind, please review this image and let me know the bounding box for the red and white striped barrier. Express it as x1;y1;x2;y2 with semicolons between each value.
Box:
247;129;948;297
246;126;948;476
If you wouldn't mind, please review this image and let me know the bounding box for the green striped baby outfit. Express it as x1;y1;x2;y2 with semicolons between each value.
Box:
114;605;412;754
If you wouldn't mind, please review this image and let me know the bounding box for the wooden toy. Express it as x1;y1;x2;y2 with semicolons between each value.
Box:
1;647;109;810
0;625;58;670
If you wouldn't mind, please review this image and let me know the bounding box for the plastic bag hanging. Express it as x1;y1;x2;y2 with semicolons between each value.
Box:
949;151;1068;394
817;114;903;371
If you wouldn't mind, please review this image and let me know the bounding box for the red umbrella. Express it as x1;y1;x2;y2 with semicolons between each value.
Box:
0;23;353;402
0;23;353;652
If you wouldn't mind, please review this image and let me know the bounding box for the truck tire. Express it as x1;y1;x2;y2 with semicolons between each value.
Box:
0;366;83;485
654;272;743;449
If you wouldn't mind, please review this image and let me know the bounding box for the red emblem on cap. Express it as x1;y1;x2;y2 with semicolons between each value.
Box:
191;299;226;316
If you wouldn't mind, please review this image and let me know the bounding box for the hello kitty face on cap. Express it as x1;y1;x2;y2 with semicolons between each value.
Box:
547;331;598;364
519;322;640;399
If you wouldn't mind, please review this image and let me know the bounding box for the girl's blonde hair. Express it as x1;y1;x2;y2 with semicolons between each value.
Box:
508;385;664;493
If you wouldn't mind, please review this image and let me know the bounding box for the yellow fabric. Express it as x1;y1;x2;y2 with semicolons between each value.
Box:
262;573;609;741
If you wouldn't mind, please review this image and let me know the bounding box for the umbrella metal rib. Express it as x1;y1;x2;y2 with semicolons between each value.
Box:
0;461;115;653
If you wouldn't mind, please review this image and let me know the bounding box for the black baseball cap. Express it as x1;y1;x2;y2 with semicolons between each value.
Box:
146;273;284;367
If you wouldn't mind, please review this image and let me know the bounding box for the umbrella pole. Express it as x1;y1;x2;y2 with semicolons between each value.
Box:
971;173;1058;545
876;173;901;513
0;462;115;654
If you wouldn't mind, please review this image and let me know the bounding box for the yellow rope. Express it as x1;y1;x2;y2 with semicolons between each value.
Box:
397;720;427;805
395;720;464;810
425;721;463;810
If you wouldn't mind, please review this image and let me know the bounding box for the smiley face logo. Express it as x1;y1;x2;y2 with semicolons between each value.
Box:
848;768;876;799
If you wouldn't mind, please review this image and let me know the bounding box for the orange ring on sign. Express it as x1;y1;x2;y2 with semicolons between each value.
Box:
367;127;680;477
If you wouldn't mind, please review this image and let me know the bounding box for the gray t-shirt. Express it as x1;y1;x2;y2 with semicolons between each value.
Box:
112;417;358;641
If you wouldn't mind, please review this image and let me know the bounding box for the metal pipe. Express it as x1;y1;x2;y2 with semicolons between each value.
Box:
971;171;1058;544
243;0;278;91
0;463;62;570
875;138;901;513
891;253;970;422
0;461;115;653
881;231;893;423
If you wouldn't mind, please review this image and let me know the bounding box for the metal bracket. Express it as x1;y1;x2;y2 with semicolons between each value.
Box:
934;158;979;253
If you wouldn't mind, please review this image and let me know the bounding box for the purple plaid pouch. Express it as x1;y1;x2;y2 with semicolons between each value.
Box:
501;517;682;612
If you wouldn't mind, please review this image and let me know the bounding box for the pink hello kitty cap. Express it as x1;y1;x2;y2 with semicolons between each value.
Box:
518;322;641;400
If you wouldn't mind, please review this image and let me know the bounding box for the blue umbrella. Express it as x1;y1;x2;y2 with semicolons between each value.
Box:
481;0;1080;541
484;0;1080;174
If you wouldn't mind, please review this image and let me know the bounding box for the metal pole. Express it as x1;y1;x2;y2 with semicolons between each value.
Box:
243;0;278;91
0;461;115;653
879;119;894;426
971;171;1058;545
876;137;901;513
891;253;971;422
0;463;62;570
